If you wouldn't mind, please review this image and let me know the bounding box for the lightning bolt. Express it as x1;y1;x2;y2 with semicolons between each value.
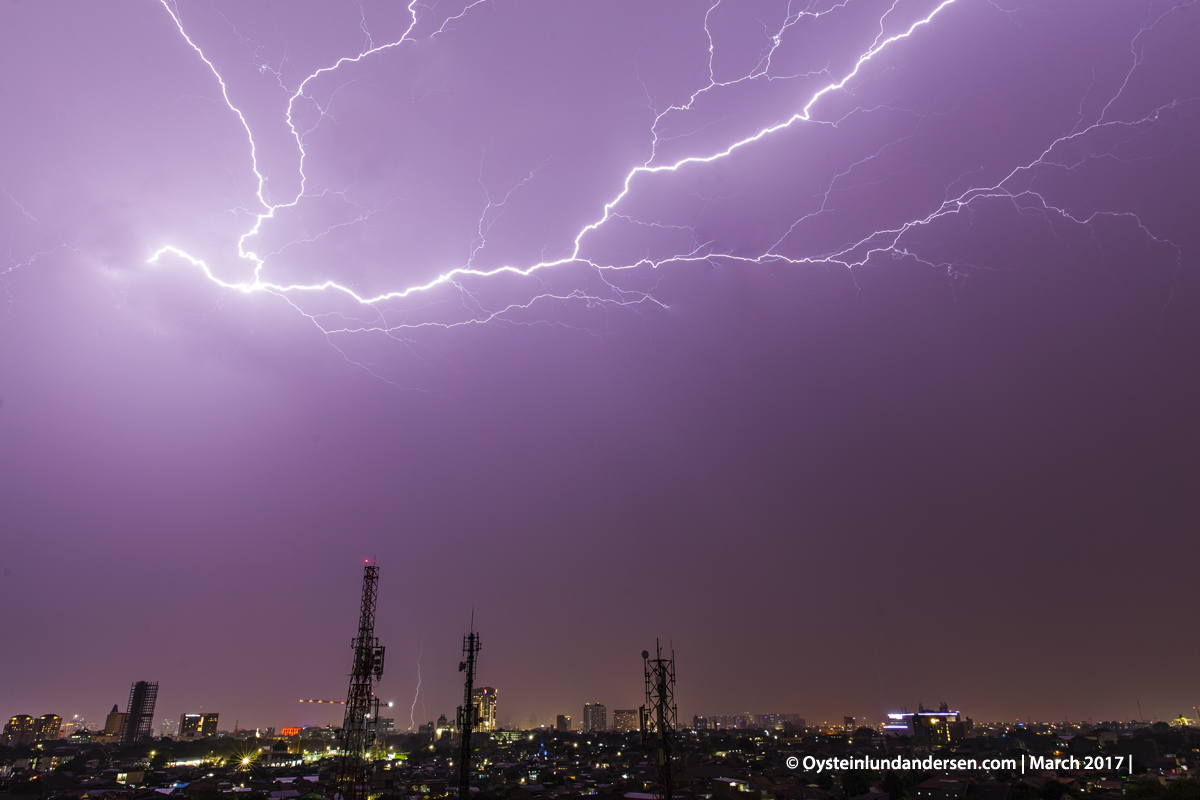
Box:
409;638;424;732
144;0;1194;381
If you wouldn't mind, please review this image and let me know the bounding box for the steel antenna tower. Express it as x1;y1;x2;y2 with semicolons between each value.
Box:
643;641;677;800
335;561;386;800
456;618;481;800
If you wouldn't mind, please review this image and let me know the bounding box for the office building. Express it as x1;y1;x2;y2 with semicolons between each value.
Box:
583;703;606;733
883;703;971;745
3;716;34;746
472;687;497;732
103;705;126;737
556;714;571;732
613;709;639;733
36;714;61;740
178;713;219;740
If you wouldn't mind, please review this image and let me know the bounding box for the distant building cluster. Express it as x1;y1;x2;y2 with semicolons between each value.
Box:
692;713;806;731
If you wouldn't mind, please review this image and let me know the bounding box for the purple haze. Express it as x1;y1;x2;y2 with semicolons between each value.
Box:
1;0;1198;731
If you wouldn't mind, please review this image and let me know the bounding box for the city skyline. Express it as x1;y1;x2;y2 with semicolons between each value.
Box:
6;654;1196;738
2;0;1198;733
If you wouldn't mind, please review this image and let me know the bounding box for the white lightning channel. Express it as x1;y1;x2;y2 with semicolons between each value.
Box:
146;0;1192;364
149;0;965;301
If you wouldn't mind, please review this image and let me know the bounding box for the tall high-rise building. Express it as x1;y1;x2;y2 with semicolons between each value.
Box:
583;703;606;733
613;709;639;733
178;713;219;740
555;714;571;732
103;705;127;737
3;716;34;746
123;681;158;744
472;687;497;732
37;714;61;740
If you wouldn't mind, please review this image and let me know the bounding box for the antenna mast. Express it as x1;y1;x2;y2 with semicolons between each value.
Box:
457;619;481;800
643;641;677;800
335;561;386;800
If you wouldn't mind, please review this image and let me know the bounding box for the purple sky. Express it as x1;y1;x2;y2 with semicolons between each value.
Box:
1;0;1198;733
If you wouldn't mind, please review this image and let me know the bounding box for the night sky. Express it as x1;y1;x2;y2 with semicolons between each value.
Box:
1;0;1198;733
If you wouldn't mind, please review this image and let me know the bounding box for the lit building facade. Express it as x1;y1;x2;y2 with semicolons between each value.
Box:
583;703;606;733
883;703;971;744
3;716;35;746
472;687;497;732
3;714;62;745
613;709;639;733
103;705;126;737
178;713;219;740
37;714;61;740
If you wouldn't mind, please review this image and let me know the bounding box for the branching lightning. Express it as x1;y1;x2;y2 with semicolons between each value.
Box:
145;0;1195;378
1;188;80;321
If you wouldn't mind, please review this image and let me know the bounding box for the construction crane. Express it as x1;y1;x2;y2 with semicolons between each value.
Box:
299;699;347;704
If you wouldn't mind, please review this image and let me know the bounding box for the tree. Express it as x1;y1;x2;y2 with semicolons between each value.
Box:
1039;780;1067;800
1125;778;1200;800
842;769;876;799
1011;782;1039;800
881;770;906;799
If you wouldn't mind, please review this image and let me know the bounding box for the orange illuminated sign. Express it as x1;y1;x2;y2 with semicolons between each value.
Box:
281;727;301;737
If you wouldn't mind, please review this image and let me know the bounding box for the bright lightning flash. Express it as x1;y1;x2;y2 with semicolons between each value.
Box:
144;0;1194;380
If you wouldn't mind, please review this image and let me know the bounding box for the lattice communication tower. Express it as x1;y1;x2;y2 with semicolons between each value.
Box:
456;624;481;800
335;562;386;800
642;642;676;800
